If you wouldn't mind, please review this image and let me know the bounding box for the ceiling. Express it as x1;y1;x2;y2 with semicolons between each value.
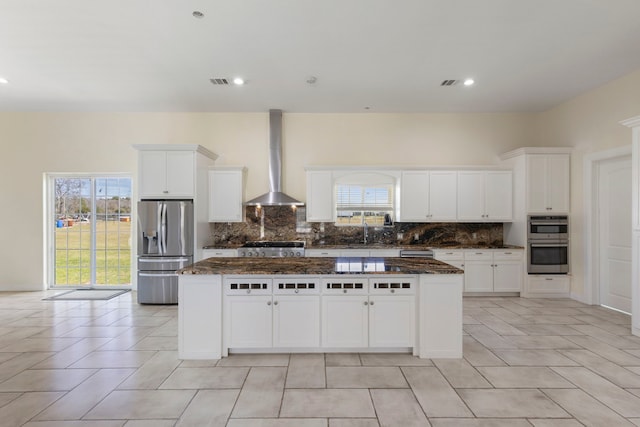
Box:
1;0;640;113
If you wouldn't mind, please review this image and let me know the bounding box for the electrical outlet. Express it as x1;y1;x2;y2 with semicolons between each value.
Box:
414;233;419;241
397;232;403;240
472;232;477;239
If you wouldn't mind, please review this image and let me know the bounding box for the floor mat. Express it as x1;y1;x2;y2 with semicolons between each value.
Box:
43;289;130;301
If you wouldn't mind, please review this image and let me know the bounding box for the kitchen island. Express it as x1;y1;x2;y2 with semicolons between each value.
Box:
177;257;463;360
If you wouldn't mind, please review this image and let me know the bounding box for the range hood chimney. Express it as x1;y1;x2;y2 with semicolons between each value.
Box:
245;110;304;206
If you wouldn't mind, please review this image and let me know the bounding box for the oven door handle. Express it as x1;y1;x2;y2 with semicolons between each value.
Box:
530;222;567;226
530;243;568;247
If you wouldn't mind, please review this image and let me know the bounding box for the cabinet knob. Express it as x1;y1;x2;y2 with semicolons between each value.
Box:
163;190;169;194
364;301;369;306
343;289;348;294
294;289;299;294
274;301;279;305
390;289;395;293
267;301;272;305
370;301;375;306
246;289;251;294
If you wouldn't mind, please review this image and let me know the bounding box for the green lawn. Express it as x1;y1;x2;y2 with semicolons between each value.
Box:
55;220;131;286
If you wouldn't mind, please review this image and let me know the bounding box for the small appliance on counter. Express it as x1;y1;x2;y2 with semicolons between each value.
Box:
137;200;194;304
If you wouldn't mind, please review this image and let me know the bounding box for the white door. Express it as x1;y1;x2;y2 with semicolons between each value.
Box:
599;156;632;313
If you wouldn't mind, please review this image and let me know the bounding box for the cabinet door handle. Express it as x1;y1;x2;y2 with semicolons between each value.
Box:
545;278;553;281
163;190;169;194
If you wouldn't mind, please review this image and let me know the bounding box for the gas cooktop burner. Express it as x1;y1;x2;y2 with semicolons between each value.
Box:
241;241;305;248
238;241;305;257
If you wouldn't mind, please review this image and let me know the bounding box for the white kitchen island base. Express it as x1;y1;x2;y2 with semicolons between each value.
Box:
178;273;463;360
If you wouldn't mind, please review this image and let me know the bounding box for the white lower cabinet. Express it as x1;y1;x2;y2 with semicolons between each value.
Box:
463;250;523;293
181;273;463;359
224;278;320;349
368;295;414;347
226;295;273;348
322;295;369;347
273;295;320;347
321;277;415;348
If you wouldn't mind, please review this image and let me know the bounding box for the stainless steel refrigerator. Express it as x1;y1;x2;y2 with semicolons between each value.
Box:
137;200;193;304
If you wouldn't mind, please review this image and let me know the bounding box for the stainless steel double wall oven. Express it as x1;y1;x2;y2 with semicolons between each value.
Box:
527;215;569;274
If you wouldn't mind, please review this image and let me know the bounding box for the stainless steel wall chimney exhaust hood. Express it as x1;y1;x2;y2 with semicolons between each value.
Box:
246;110;304;206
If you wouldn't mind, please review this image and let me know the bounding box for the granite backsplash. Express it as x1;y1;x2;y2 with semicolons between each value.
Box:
209;206;503;247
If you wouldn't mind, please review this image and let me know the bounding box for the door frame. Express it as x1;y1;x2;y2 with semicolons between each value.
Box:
583;145;632;306
44;172;134;289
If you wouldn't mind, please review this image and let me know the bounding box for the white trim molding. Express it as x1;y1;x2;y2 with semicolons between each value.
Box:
621;115;640;336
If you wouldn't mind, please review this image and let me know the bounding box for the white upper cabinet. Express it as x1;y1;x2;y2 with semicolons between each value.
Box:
399;171;457;222
526;154;570;213
209;167;245;222
134;145;217;200
457;171;512;221
139;150;195;198
306;170;334;222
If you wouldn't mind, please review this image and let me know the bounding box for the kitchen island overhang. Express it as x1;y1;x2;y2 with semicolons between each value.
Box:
177;257;463;360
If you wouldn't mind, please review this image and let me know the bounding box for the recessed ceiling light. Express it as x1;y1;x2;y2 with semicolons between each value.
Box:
463;78;475;86
232;77;245;86
0;77;8;84
192;11;204;18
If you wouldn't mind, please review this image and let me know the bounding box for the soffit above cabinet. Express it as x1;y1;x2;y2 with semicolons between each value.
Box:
499;147;572;161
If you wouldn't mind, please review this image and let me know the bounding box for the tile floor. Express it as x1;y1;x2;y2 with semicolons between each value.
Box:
0;291;639;426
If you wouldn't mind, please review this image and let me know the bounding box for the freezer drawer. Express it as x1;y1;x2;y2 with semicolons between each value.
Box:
138;256;192;271
138;271;179;304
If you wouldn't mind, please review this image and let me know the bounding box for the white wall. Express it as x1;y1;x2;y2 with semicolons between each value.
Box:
534;67;640;299
1;111;535;290
2;65;639;292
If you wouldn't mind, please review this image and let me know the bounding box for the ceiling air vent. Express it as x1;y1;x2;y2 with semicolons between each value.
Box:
209;78;230;85
440;79;460;86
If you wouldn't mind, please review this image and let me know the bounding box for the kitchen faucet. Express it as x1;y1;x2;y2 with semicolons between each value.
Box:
363;221;368;245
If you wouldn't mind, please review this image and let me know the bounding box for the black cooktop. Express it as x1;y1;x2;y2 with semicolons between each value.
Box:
241;241;305;248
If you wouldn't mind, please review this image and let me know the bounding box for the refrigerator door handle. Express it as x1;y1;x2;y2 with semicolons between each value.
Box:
160;202;167;255
139;272;178;277
139;257;191;263
180;202;186;254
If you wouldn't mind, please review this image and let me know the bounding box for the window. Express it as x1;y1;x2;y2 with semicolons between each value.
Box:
48;174;132;288
335;173;395;226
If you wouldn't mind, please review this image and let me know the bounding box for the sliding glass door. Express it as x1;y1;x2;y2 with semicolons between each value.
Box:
49;175;132;288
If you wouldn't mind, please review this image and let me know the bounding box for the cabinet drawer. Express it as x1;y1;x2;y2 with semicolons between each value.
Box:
224;278;272;295
322;278;369;294
528;275;570;294
368;249;401;257
203;249;237;258
493;250;523;261
273;277;320;295
306;249;339;257
433;250;464;261
369;278;415;295
464;251;493;261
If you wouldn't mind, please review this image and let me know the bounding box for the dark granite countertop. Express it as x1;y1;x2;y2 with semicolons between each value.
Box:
204;243;524;250
179;257;463;275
